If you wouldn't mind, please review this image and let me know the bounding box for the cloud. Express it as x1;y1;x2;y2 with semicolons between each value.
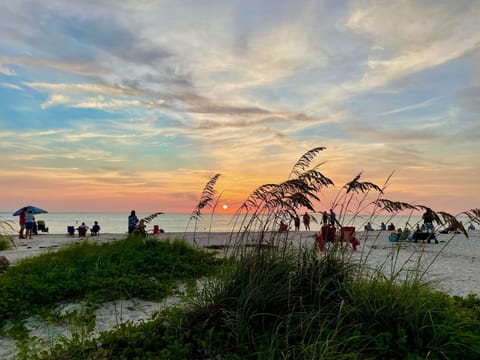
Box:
0;0;479;213
378;97;440;116
0;82;22;90
0;62;15;76
339;1;480;92
25;82;140;96
41;94;70;109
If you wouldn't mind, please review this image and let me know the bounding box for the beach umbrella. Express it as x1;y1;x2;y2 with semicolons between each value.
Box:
12;205;48;216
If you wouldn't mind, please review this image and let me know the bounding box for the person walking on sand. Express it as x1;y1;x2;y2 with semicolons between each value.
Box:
128;210;139;234
294;215;301;231
303;212;311;231
18;207;27;239
24;209;35;239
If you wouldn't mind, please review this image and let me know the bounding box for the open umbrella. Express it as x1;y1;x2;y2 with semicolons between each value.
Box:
12;205;48;216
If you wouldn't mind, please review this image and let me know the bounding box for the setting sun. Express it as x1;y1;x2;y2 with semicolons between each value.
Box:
222;204;228;210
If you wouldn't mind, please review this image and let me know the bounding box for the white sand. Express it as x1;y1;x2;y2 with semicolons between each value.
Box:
1;230;479;359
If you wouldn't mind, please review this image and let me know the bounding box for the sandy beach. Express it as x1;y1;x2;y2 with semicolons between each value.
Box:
1;229;479;359
3;229;479;297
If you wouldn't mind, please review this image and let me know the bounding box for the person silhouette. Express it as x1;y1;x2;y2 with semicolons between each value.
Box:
128;210;139;234
303;212;311;231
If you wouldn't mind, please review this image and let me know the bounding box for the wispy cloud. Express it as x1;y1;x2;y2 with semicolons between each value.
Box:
0;82;22;90
378;97;440;116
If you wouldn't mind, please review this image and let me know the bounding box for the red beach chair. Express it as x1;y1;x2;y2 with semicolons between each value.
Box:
78;227;87;237
317;226;337;251
340;227;360;250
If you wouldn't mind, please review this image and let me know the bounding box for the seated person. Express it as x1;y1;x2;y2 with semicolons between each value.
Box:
380;222;387;231
37;220;48;232
388;231;398;242
365;222;374;231
279;221;288;232
91;221;101;236
77;222;89;237
387;223;395;231
468;223;476;231
32;220;38;236
131;219;147;236
409;224;422;242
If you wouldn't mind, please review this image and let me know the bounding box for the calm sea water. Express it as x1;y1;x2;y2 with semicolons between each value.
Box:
2;211;471;235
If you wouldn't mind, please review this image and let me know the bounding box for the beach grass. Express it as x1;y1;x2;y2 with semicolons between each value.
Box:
26;243;480;359
0;236;12;251
0;236;224;338
0;220;16;251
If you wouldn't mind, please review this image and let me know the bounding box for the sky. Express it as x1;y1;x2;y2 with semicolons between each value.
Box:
1;0;479;215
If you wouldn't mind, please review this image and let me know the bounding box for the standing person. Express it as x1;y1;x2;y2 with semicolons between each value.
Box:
422;209;434;232
18;207;27;239
322;211;329;226
294;215;301;231
128;210;139;234
329;208;336;227
303;212;311;231
24;210;35;239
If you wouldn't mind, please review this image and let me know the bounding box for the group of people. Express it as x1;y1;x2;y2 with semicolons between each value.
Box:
76;221;101;236
290;209;337;232
292;213;311;231
17;208;150;238
292;212;313;231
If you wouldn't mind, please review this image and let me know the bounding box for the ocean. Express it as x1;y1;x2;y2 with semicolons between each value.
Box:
1;211;470;235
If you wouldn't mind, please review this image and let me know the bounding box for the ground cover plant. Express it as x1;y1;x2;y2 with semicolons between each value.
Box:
5;146;480;359
0;220;15;251
0;236;223;337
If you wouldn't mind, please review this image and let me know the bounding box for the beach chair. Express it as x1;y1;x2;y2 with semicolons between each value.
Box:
388;232;398;242
67;226;75;236
340;227;360;251
37;220;49;233
78;227;87;237
91;224;100;236
316;225;337;251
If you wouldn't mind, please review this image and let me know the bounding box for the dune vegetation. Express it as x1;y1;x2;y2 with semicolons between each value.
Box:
1;146;480;359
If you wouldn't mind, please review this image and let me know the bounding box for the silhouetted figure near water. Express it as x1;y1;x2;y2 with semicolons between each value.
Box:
128;210;139;234
294;215;300;231
303;212;311;231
